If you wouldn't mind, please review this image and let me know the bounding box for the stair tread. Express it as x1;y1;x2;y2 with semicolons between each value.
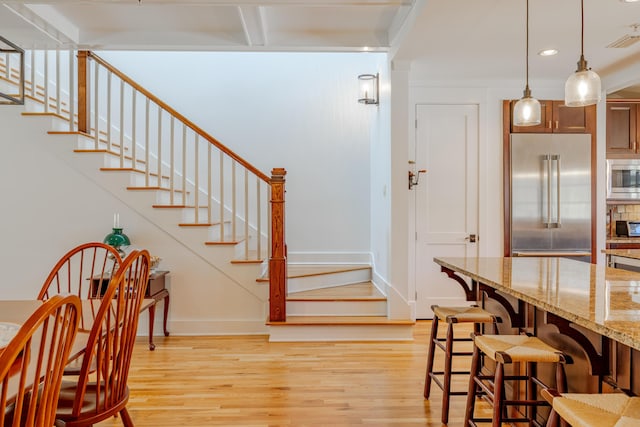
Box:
267;316;414;326
287;282;385;301
257;264;370;282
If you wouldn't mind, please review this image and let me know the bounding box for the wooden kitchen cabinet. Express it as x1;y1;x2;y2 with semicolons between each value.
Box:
606;101;639;156
510;100;595;134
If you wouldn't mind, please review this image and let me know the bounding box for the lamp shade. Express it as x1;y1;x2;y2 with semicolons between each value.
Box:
513;95;541;126
357;73;379;105
103;228;131;248
564;67;601;107
512;0;540;127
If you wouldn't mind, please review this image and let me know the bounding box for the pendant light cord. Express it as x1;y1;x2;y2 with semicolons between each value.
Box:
525;0;529;88
580;0;584;57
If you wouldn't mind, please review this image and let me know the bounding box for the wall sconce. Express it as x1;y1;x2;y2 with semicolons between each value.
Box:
358;73;379;105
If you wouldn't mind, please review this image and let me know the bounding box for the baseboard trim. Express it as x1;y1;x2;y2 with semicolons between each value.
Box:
167;319;268;335
287;252;371;265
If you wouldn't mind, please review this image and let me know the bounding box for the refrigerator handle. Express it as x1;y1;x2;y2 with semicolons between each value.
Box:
543;154;551;228
554;154;561;228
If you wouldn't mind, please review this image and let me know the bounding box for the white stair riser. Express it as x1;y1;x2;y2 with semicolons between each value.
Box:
287;268;372;293
286;300;386;317
268;324;413;342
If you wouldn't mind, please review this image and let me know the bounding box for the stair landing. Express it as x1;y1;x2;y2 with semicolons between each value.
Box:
267;277;414;342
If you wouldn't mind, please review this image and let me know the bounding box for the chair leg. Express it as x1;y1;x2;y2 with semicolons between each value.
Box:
555;362;567;393
464;343;481;426
120;407;134;427
441;321;454;424
424;315;439;399
492;362;504;427
546;409;560;427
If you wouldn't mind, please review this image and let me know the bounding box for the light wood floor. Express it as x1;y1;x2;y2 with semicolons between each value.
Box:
97;320;478;426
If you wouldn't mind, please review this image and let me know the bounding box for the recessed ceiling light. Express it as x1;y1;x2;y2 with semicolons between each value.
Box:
538;49;558;56
621;0;640;3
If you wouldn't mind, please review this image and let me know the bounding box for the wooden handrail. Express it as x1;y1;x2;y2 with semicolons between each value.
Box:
75;50;287;321
84;51;270;183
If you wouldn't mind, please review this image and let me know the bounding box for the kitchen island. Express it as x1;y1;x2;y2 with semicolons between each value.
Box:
434;256;640;394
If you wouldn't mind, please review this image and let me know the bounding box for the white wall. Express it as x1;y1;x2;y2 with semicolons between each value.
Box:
98;51;384;263
0;107;267;334
0;51;402;337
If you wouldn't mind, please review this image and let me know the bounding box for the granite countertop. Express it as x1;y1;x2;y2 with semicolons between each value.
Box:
607;237;640;243
602;249;640;260
433;256;640;351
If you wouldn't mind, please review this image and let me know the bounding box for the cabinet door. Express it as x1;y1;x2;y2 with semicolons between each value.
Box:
607;103;637;155
552;101;592;133
510;99;552;133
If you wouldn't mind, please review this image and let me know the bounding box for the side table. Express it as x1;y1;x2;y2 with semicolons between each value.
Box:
146;270;170;350
90;270;170;350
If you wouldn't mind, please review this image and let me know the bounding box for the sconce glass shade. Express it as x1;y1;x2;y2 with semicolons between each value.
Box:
358;73;379;105
513;90;541;126
564;60;601;106
103;228;131;249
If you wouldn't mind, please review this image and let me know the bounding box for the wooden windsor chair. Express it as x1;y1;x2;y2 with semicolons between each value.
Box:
37;242;122;301
0;294;81;427
54;249;150;427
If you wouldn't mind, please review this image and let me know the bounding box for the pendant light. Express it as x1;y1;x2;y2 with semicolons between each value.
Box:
513;0;541;126
564;0;601;107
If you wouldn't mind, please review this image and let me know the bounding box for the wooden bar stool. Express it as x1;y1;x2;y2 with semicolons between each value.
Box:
465;333;572;427
542;388;640;427
424;305;500;424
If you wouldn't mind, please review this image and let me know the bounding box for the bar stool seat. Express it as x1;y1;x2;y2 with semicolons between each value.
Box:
424;305;500;424
465;333;572;427
542;389;640;427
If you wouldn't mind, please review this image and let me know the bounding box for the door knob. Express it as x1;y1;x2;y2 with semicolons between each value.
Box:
465;234;477;243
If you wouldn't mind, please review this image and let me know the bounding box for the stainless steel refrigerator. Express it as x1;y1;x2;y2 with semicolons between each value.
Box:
510;133;591;260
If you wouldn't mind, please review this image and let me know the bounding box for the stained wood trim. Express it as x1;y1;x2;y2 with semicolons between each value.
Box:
127;186;188;193
21;111;68;121
269;168;287;321
205;241;242;246
503;100;512;257
73;149;148;165
86;51;269;183
588;105;597;263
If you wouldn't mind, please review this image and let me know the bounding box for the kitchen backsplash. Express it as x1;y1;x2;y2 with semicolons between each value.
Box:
609;204;640;236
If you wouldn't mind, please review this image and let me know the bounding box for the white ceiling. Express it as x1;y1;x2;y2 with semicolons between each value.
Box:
2;0;640;93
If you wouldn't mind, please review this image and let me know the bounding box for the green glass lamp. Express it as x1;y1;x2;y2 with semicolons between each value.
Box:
104;214;130;257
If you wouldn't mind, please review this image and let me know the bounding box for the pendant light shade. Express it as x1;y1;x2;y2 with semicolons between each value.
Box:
564;0;601;107
513;0;541;126
513;88;542;126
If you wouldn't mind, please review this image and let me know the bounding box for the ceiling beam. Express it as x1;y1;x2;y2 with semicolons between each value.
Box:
238;5;267;47
1;0;413;5
2;3;78;46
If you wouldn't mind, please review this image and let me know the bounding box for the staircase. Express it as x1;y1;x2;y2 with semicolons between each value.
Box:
266;265;413;341
0;49;414;341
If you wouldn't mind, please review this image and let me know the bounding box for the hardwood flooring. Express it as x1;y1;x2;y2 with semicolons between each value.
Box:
96;320;476;426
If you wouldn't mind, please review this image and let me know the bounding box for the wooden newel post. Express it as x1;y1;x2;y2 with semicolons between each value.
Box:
77;51;90;134
269;168;287;322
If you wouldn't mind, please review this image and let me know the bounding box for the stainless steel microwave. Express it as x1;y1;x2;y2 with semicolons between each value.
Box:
607;159;640;200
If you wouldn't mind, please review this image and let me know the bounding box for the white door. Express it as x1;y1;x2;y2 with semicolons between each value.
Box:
415;104;479;319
